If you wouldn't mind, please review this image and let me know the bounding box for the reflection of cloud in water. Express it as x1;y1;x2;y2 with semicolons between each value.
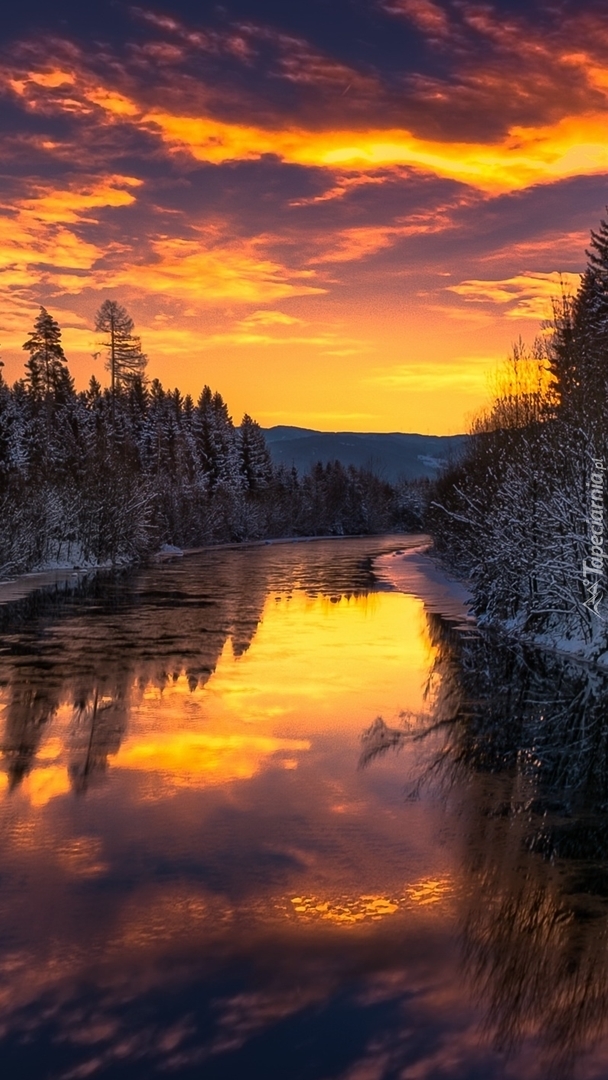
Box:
290;894;400;924
288;879;453;924
1;539;510;1080
55;837;108;877
20;764;71;807
115;733;311;789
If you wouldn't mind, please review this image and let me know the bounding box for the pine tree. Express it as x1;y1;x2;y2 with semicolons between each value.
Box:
95;300;147;393
22;307;73;401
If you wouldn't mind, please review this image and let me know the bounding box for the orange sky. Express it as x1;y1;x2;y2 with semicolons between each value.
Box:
0;1;607;431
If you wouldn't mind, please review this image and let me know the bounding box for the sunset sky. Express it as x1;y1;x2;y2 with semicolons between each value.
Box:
1;0;607;433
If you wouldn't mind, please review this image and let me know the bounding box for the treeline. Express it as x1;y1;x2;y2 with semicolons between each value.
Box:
429;212;608;651
0;304;420;579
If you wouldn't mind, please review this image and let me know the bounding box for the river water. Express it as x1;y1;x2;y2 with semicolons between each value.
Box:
2;536;608;1079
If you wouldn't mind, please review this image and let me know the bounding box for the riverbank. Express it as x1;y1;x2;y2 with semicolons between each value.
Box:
373;544;475;630
383;547;608;671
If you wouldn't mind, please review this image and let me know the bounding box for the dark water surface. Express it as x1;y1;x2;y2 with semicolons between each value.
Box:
2;537;608;1079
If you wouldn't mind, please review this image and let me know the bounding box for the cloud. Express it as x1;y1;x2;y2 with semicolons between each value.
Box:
311;208;458;264
134;103;608;195
103;231;325;304
379;0;451;39
289;172;395;207
480;230;591;268
0;175;143;343
448;271;582;319
130;7;256;61
239;310;303;326
201;328;371;355
8;10;608;202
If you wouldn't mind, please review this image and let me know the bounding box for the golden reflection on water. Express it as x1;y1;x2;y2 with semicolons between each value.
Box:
0;544;481;1079
21;764;71;806
0;571;455;951
288;879;454;926
6;546;608;1077
0;588;434;803
204;591;435;734
116;590;435;795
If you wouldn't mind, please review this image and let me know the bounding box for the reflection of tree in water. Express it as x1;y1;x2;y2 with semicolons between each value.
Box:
361;615;608;1078
1;537;393;795
2;687;59;790
0;552;271;794
69;690;128;793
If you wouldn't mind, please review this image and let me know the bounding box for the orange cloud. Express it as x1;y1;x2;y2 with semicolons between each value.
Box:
311;210;457;264
239;310;304;327
9;57;608;197
138;106;608;194
8;44;608;198
449;271;582;319
17;175;141;224
0;174;142;346
103;232;325;304
379;0;450;39
289;172;393;207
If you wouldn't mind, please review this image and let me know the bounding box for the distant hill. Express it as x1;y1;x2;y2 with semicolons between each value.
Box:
262;427;468;483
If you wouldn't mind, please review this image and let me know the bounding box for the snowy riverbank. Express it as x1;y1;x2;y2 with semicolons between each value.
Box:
375;545;608;672
373;544;475;630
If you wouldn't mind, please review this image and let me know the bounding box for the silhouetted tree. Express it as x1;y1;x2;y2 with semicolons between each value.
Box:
95;299;147;393
22;307;73;402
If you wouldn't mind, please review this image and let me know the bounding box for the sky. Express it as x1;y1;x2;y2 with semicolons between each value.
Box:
0;0;607;433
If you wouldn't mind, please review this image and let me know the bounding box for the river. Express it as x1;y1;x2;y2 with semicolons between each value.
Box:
1;535;608;1079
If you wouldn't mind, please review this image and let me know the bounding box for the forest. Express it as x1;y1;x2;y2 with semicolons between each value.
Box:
0;301;421;581
430;212;608;656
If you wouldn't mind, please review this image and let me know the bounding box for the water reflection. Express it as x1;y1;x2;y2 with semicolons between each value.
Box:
0;538;408;800
2;537;472;1080
6;538;608;1078
362;614;608;1077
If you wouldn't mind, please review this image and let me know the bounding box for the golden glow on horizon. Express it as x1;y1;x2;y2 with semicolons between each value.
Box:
1;17;605;431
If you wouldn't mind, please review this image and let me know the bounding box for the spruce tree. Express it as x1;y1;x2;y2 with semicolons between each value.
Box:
239;414;273;490
22;307;73;401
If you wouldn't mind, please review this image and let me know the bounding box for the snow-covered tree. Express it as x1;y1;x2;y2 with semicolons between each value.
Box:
239;414;273;491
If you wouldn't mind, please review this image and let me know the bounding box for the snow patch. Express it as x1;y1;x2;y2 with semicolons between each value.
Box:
374;545;474;630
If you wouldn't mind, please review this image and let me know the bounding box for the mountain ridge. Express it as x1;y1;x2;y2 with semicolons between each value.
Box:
262;427;468;482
